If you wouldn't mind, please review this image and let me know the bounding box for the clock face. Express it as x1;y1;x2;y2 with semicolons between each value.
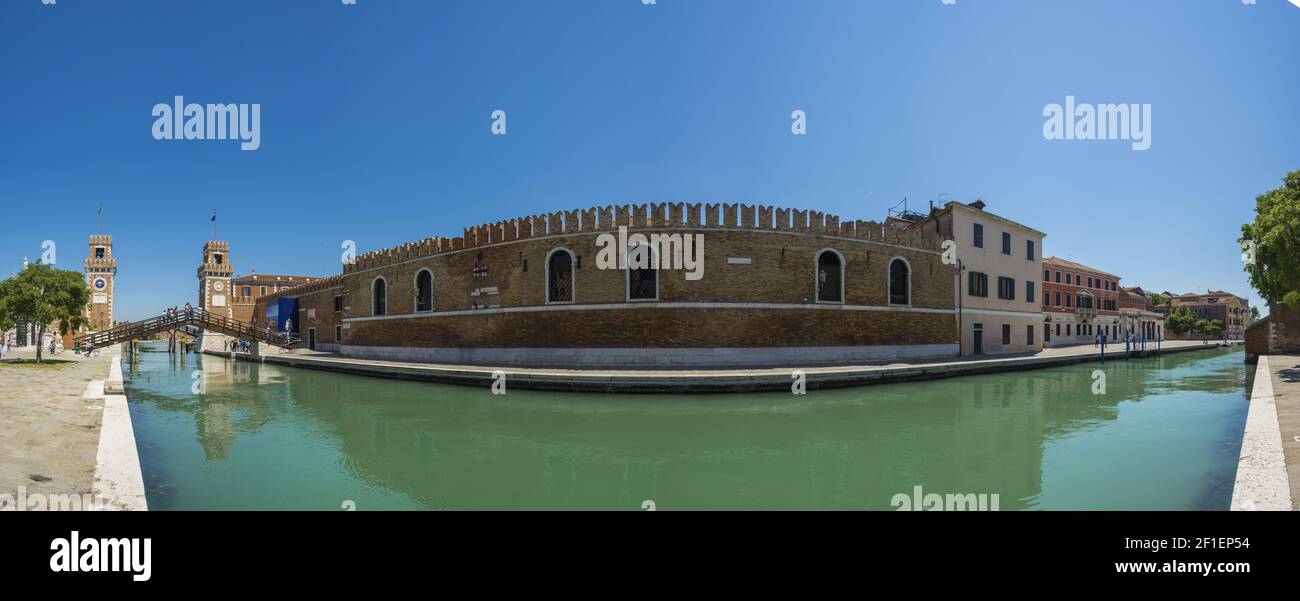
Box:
93;277;107;290
213;281;224;291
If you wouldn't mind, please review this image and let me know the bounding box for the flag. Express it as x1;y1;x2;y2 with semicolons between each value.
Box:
211;210;217;222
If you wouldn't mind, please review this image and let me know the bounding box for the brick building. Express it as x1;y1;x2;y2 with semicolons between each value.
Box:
1168;291;1250;339
83;234;117;332
230;272;321;323
255;203;961;368
1040;257;1122;346
196;240;321;351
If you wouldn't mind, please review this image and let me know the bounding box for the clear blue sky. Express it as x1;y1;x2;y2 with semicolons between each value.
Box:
2;0;1297;321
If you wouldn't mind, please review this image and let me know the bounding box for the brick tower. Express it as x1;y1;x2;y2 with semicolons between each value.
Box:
195;240;234;352
83;234;117;331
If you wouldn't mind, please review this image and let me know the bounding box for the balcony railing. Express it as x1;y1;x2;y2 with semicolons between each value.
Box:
1075;307;1098;316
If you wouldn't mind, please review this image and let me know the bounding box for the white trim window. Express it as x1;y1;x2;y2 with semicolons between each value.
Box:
887;257;911;306
626;240;659;302
815;249;845;304
414;268;434;312
371;277;388;316
546;248;575;304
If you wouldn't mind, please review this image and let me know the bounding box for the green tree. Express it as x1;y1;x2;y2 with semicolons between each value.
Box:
1205;320;1223;339
1241;169;1300;308
1146;292;1169;307
1249;306;1261;323
0;263;90;363
1164;309;1195;335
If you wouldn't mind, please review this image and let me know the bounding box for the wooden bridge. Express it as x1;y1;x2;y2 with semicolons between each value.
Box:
77;307;298;350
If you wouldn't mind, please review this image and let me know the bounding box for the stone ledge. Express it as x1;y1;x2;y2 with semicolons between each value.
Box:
1231;356;1295;511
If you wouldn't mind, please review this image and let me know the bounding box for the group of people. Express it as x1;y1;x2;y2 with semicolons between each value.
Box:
163;303;195;322
227;339;251;353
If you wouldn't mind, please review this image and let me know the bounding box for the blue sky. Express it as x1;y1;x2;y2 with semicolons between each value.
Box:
1;0;1297;321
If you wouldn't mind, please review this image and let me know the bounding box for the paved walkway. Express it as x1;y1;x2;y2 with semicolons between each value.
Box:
1267;354;1300;508
0;348;112;506
209;339;1237;392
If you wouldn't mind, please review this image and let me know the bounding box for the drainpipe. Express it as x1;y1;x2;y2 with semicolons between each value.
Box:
956;258;964;356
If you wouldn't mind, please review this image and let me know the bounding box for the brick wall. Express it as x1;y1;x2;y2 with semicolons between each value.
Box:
1248;302;1300;355
295;286;346;351
256;204;959;364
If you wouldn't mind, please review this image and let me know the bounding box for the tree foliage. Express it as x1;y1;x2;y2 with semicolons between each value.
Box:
0;263;90;362
1165;308;1197;334
1241;169;1300;308
1205;320;1223;338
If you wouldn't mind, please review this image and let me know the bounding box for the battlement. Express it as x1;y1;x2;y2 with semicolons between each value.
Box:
89;234;113;245
344;203;942;273
197;263;234;275
262;274;348;301
203;240;230;250
83;257;118;269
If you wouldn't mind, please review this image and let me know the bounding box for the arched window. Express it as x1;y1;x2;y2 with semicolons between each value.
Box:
414;269;433;312
547;248;574;303
888;257;911;306
372;277;387;316
816;250;843;303
626;240;659;301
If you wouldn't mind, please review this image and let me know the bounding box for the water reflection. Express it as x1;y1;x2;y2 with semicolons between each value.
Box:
124;344;1248;510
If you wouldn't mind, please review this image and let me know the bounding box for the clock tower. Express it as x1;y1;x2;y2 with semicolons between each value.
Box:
196;240;235;351
83;234;117;331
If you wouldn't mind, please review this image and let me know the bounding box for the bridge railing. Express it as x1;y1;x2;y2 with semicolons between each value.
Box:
78;307;298;350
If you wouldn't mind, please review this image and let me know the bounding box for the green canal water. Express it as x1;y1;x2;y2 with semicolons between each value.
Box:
123;343;1251;510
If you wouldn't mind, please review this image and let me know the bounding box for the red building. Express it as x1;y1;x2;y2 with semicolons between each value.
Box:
1040;257;1122;346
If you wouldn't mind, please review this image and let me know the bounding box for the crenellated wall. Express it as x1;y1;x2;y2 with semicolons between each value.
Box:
259;204;957;367
344;203;940;274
